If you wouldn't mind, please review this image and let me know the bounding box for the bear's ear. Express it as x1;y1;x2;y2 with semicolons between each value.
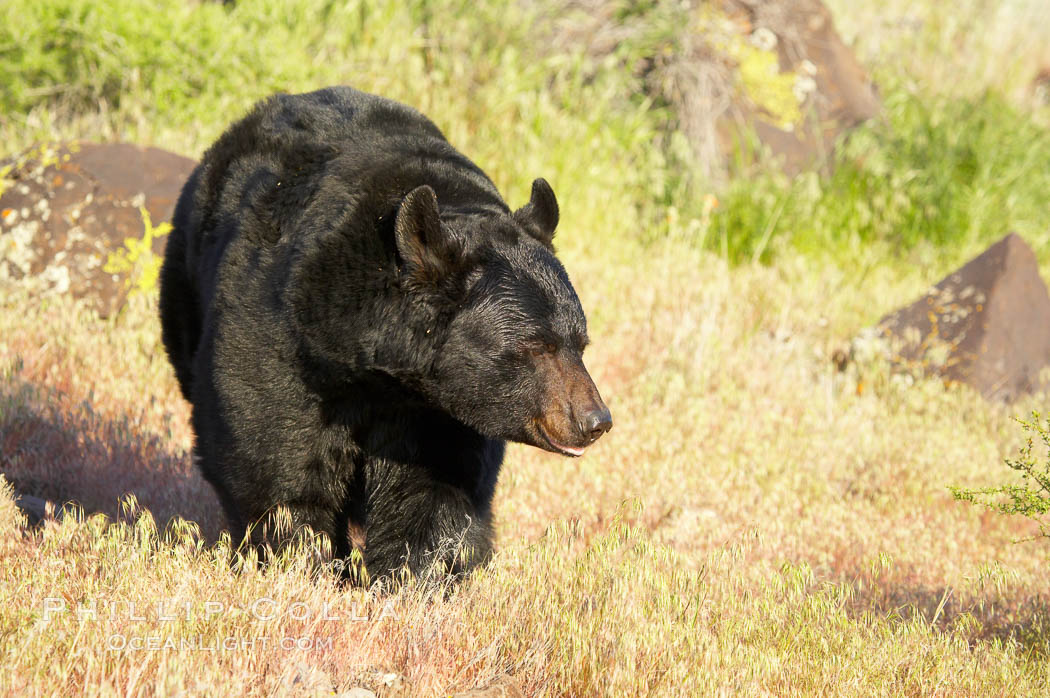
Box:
513;178;559;248
394;185;460;283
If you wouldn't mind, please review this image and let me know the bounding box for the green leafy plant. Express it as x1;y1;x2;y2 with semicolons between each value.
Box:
952;412;1050;542
711;89;1050;266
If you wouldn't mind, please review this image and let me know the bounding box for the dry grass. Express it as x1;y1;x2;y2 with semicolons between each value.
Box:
2;239;1049;696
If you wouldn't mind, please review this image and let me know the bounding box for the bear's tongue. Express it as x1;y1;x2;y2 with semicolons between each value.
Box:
538;424;586;457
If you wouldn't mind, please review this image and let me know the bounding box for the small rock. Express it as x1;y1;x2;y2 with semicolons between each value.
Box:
366;670;410;698
13;494;75;527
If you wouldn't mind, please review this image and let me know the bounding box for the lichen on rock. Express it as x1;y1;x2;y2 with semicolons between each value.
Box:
0;142;195;317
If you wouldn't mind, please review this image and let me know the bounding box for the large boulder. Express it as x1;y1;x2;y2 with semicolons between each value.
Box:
873;233;1050;401
718;0;881;173
549;0;879;177
0;142;195;316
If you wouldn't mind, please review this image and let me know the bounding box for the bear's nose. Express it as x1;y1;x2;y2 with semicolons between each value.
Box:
579;405;613;443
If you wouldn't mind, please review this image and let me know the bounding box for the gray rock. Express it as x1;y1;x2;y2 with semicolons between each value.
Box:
13;493;75;527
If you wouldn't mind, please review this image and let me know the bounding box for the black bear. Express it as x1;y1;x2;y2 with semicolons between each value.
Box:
159;86;611;581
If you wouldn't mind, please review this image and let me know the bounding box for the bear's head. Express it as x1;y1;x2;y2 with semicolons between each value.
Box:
393;179;612;456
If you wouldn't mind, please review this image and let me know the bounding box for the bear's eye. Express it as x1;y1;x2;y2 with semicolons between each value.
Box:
526;340;558;356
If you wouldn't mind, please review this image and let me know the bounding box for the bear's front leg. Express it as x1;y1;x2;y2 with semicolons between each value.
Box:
222;488;353;564
361;460;493;583
200;448;356;566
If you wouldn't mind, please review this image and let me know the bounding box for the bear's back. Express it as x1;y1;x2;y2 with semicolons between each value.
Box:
192;87;491;249
169;86;508;363
253;87;449;151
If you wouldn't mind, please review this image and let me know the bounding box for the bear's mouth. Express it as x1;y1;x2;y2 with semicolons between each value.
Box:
535;421;586;457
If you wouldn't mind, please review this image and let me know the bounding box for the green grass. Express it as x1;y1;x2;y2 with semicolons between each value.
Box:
4;0;1048;273
711;88;1050;266
0;0;667;270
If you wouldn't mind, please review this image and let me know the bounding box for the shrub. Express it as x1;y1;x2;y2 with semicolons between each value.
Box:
952;412;1050;544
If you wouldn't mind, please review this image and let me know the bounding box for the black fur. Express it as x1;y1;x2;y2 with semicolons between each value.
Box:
159;86;610;582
